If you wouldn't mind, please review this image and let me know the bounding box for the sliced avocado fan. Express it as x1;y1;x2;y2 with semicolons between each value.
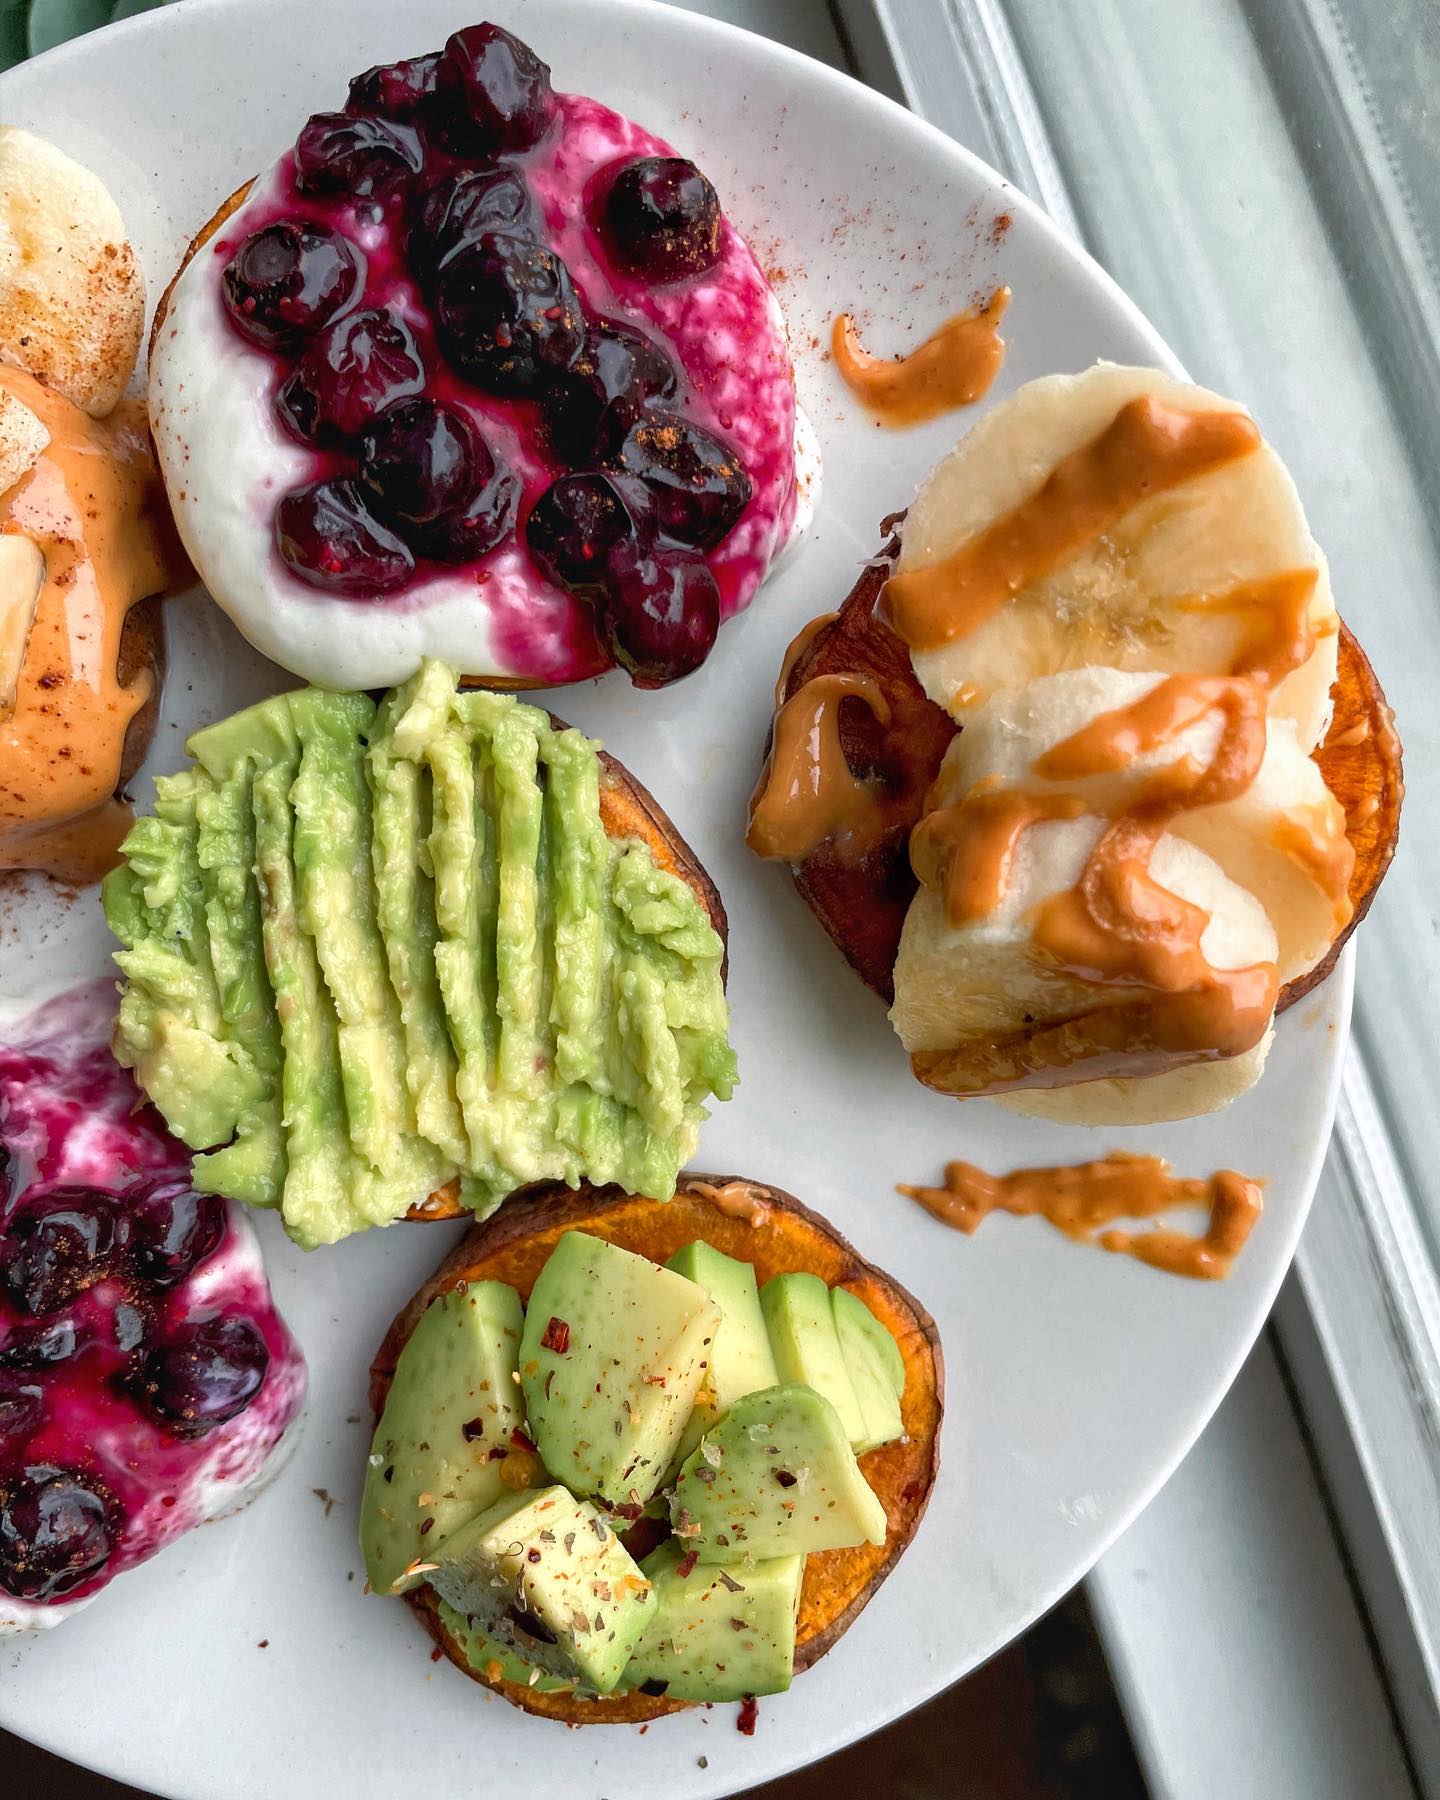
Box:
105;660;736;1249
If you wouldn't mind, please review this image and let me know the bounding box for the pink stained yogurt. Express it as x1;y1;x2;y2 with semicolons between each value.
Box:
151;64;809;693
0;982;306;1630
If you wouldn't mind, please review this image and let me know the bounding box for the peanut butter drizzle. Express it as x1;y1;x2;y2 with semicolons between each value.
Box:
911;786;1083;926
0;367;183;884
1173;567;1320;688
831;289;1010;427
746;671;892;863
885;396;1263;653
688;1179;773;1228
773;610;838;708
898;1152;1264;1281
1033;676;1277;1058
912;675;1280;1066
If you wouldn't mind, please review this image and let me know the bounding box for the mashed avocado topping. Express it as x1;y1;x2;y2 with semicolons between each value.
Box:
104;661;736;1247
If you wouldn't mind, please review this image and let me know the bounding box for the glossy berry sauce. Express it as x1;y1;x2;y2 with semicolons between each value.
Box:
0;984;305;1627
207;23;799;686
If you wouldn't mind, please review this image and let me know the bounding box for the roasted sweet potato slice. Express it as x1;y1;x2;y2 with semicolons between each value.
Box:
370;1174;944;1723
772;518;1401;1018
1283;624;1403;1005
779;526;956;1005
407;748;727;1224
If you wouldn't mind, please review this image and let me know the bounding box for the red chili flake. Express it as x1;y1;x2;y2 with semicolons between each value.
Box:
676;1550;699;1579
461;1419;486;1443
609;1501;643;1522
488;1446;507;1461
430;1647;444;1663
774;1470;798;1489
511;1427;537;1452
419;1518;435;1536
540;1316;571;1354
737;1695;759;1736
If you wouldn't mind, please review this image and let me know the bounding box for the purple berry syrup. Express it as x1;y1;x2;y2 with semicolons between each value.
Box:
0;983;305;1619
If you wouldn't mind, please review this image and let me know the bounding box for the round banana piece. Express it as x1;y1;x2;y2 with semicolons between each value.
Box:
900;364;1339;752
0;126;144;417
930;668;1352;986
889;815;1279;1123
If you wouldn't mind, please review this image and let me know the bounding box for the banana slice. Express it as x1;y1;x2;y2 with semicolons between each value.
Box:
994;1030;1274;1126
0;530;46;715
897;364;1339;751
0;387;48;495
890;817;1278;1123
930;668;1352;985
0;126;144;417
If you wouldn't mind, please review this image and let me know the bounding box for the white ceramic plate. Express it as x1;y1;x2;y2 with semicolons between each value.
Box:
0;2;1351;1795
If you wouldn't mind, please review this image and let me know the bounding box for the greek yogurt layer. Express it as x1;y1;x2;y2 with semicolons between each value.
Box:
151;60;815;691
0;983;305;1630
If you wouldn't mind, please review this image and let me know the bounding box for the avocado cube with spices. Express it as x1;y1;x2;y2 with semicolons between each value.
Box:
518;1231;721;1505
426;1485;654;1694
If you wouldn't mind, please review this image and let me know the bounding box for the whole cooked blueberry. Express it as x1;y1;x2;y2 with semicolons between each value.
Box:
221;220;362;351
358;398;480;530
441;22;555;151
543;320;678;465
435;232;584;396
0;1318;78;1371
295;111;422;200
599;546;720;687
417;460;521;565
277;480;415;596
614;411;751;550
0;1467;114;1601
0;1189;118;1317
0;1374;42;1452
525;472;650;596
131;1315;269;1437
599;156;721;282
276;307;425;446
127;1181;226;1289
407;168;538;283
346;51;442;121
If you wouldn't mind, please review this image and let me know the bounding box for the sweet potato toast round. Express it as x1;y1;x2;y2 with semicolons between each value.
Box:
405;745;727;1225
770;518;1402;1017
370;1173;945;1723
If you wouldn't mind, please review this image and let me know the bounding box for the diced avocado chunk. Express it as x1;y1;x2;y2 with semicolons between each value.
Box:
672;1383;888;1562
832;1288;905;1454
760;1272;867;1449
664;1241;779;1474
431;1602;575;1694
426;1485;654;1694
520;1232;721;1506
361;1282;527;1597
623;1539;803;1701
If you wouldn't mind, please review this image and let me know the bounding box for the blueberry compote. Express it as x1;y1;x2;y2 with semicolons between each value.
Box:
210;18;798;687
0;984;304;1626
